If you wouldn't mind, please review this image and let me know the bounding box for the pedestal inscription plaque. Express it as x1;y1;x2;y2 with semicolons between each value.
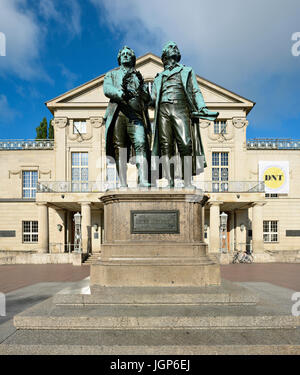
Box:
131;210;179;234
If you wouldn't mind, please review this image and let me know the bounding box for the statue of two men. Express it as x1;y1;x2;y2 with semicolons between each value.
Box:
103;42;218;188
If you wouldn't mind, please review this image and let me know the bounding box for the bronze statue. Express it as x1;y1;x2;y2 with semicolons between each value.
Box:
151;41;218;188
103;46;152;188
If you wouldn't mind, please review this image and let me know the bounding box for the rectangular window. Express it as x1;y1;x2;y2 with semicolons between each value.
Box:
23;221;38;243
214;120;227;134
265;194;278;198
71;152;88;192
212;152;229;192
263;220;278;242
22;171;38;199
73;120;87;134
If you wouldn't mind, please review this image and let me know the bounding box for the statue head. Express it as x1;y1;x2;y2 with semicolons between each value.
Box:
117;46;136;68
161;41;181;64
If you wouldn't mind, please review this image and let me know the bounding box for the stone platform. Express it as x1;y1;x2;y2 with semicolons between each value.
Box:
58;279;258;305
12;280;300;331
2;328;300;355
91;189;220;287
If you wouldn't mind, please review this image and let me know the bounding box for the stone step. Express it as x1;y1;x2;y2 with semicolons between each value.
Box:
55;280;258;306
13;296;300;330
2;328;300;355
2;343;300;355
82;254;101;265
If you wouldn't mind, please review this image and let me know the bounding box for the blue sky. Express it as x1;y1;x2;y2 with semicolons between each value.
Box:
0;0;300;140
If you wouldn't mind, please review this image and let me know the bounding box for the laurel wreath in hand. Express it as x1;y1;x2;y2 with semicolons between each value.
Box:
121;70;144;102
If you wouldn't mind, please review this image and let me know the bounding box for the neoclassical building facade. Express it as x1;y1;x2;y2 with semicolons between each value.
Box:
0;53;300;264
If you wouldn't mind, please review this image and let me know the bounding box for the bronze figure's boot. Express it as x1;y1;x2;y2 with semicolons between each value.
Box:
116;159;128;188
182;155;194;189
137;154;151;188
162;155;175;188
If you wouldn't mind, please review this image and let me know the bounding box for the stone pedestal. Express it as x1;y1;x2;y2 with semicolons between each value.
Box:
90;189;220;287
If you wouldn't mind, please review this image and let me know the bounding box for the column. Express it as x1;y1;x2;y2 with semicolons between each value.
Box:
252;202;265;253
37;202;49;254
81;202;91;254
100;208;104;246
209;201;222;253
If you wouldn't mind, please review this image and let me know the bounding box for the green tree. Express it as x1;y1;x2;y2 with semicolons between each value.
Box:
36;117;54;140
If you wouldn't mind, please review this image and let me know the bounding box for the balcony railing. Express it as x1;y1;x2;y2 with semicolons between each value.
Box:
247;138;300;150
37;181;107;193
196;181;265;193
37;181;265;193
0;139;54;150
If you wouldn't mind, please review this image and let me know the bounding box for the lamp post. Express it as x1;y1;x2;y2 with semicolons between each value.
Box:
74;212;82;253
219;212;228;253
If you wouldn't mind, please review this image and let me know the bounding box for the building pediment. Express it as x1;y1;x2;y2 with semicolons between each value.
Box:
46;53;254;114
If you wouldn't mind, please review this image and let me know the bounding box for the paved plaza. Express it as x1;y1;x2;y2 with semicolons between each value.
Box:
0;264;90;294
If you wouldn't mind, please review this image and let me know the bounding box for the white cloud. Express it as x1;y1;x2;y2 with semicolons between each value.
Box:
0;0;46;80
0;95;17;123
39;0;61;21
59;64;79;90
0;0;82;81
39;0;82;38
90;0;300;131
69;0;81;37
90;0;299;81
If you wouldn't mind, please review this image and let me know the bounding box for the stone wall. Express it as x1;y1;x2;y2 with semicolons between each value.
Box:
0;253;82;266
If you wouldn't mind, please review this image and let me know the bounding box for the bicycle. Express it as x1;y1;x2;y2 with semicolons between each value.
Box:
232;250;254;264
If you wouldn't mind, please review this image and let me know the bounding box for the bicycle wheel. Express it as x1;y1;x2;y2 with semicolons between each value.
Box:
232;253;239;263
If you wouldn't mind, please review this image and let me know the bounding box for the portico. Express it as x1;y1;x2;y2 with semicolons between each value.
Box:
205;192;266;255
35;192;104;255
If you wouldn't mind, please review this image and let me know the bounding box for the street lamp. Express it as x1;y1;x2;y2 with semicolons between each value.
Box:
219;212;228;253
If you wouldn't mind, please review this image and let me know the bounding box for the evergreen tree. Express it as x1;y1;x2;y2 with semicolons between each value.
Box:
36;117;48;140
35;118;55;140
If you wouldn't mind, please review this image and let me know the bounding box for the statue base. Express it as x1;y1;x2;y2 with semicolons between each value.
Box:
90;189;220;287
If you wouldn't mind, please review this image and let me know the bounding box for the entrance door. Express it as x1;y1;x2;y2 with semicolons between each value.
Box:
226;212;231;252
